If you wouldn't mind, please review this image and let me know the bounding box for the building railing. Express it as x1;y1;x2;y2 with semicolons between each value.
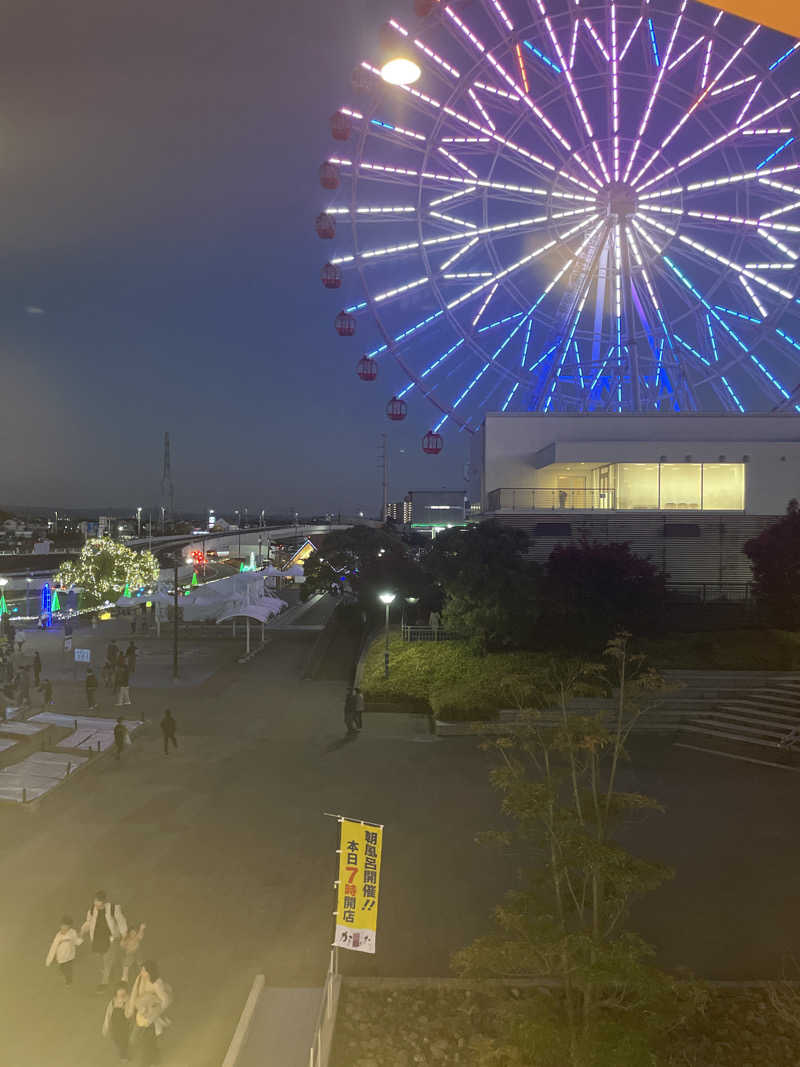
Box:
401;625;460;642
487;488;616;512
665;581;752;602
308;949;341;1067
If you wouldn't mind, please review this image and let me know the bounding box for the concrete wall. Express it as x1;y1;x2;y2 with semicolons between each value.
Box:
480;413;800;514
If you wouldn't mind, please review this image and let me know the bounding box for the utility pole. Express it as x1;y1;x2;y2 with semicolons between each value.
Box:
378;433;389;522
161;432;174;525
172;557;179;680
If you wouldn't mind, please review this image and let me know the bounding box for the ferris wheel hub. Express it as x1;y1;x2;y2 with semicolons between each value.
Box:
597;181;638;221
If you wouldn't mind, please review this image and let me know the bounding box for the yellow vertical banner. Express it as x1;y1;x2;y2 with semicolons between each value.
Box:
334;818;383;954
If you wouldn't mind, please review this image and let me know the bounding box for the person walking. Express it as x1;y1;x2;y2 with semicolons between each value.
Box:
353;687;365;730
42;678;54;705
116;663;131;706
102;983;133;1061
126;961;172;1066
160;709;177;755
107;640;119;668
113;718;129;760
344;688;358;735
45;915;83;986
32;650;42;686
119;922;146;982
125;641;137;675
81;890;128;991
86;668;98;710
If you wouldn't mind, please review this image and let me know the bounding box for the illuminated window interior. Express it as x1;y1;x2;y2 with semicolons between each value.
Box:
538;462;745;511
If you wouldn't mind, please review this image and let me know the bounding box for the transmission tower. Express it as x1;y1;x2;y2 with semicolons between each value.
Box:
161;432;174;520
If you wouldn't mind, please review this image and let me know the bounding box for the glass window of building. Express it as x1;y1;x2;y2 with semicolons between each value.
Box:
702;464;745;510
659;464;702;510
617;464;659;510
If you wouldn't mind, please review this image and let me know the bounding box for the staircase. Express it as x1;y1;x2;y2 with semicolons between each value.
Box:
677;676;800;764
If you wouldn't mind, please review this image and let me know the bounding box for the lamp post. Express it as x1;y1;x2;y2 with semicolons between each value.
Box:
0;577;8;624
137;507;142;538
25;576;31;617
379;592;396;678
160;506;166;535
402;595;419;635
170;555;180;680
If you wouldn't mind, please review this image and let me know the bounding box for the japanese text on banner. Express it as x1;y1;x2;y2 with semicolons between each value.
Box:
334;818;383;954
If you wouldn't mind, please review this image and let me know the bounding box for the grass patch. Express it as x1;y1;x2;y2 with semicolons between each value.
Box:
360;635;556;721
639;629;800;671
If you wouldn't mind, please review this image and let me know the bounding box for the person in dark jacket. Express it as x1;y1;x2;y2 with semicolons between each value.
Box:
125;641;137;675
32;650;42;686
160;709;177;755
85;669;98;710
113;718;129;760
344;689;358;735
116;663;131;706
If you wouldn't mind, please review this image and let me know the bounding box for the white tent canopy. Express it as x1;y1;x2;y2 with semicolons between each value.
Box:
215;598;287;625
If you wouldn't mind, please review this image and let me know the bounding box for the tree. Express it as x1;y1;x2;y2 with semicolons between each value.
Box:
55;538;159;607
744;500;800;628
541;539;666;650
302;525;426;610
452;635;700;1066
424;519;539;653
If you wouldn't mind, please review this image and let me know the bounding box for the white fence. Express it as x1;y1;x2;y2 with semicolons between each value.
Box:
308;949;341;1067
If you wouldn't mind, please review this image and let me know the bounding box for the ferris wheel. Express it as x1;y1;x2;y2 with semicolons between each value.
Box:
315;0;800;452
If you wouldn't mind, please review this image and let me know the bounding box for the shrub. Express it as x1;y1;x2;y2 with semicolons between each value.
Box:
429;681;500;722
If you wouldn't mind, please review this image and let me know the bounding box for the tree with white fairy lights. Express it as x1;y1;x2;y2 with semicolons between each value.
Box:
55;538;159;607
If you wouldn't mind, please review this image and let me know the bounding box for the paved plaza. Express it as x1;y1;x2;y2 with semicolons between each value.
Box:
0;620;799;1065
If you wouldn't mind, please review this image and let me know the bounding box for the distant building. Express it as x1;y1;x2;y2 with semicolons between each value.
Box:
79;521;99;540
389;489;469;536
32;540;53;554
471;412;800;592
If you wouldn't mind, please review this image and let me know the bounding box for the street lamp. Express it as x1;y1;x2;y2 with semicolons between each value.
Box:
25;576;31;617
402;595;419;633
379;592;396;678
137;507;142;537
0;577;8;621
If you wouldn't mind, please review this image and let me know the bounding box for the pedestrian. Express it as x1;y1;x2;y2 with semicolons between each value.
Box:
19;667;30;708
32;650;42;686
86;668;98;710
120;922;146;982
46;915;83;986
113;717;129;760
353;687;365;730
80;890;128;992
42;678;54;705
107;640;119;667
102;983;133;1061
126;961;172;1066
344;688;358;735
103;659;114;689
116;663;131;706
160;709;177;755
125;641;137;675
130;616;137;634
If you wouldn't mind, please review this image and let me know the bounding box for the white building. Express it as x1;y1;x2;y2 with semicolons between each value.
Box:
471;413;800;591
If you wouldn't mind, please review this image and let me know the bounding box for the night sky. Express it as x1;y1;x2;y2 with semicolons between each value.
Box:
0;0;466;516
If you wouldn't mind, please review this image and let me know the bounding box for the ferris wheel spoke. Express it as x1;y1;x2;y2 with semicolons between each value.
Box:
623;2;686;184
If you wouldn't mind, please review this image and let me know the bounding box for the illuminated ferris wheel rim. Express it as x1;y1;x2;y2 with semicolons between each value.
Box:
316;0;800;441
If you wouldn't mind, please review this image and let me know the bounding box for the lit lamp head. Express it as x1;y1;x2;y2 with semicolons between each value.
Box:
405;596;419;604
0;578;7;587
380;56;421;86
379;592;396;605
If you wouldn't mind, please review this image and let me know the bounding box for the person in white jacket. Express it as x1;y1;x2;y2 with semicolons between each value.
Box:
125;960;172;1066
45;915;83;985
80;889;128;990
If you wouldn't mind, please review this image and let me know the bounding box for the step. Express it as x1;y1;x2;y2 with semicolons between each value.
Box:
690;717;789;741
679;725;788;750
713;704;800;725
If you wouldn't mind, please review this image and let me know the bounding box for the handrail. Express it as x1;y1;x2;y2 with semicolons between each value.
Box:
487;487;616;512
308;949;340;1067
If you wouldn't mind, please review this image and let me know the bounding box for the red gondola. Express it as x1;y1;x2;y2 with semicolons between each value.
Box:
386;396;407;421
422;430;443;454
319;162;340;191
315;213;336;239
357;356;378;381
335;311;357;337
330;111;352;141
321;262;342;290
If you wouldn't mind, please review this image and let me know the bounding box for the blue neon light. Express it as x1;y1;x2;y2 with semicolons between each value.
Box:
756;137;795;171
501;382;520;411
713;305;762;324
522;40;561;73
345;302;367;313
776;327;800;353
706;314;719;361
647;19;660;66
769;42;800;72
371;119;395;130
720;376;745;412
